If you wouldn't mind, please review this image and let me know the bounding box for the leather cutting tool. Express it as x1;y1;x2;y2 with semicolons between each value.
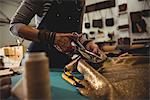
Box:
71;32;107;63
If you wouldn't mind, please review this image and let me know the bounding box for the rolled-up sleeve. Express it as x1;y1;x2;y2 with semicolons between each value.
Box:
10;0;43;36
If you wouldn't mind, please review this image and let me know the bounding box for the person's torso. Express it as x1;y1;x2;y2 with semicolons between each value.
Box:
35;0;85;33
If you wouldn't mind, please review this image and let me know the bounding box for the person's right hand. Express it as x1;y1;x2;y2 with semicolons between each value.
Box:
54;33;80;54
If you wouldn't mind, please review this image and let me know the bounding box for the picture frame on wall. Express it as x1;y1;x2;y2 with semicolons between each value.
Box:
130;12;147;33
118;18;129;31
105;8;114;26
84;13;91;29
92;11;103;28
141;0;150;17
85;0;116;13
142;9;150;17
92;19;103;28
119;4;127;12
118;0;128;14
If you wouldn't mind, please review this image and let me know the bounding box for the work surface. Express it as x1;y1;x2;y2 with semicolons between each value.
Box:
11;69;87;100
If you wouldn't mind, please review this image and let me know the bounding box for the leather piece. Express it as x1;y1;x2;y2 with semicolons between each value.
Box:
76;56;149;100
77;59;120;100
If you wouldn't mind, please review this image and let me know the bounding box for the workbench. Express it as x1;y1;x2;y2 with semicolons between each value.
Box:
11;69;87;100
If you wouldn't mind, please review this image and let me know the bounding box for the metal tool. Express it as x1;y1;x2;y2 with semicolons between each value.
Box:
71;32;107;63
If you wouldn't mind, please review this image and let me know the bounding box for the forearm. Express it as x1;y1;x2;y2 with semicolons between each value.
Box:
17;25;56;44
17;25;39;41
10;0;42;41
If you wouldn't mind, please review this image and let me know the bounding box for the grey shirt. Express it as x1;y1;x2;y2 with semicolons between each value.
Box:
10;0;85;36
10;0;51;35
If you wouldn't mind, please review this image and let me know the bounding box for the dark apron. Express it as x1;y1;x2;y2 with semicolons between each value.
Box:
27;0;84;68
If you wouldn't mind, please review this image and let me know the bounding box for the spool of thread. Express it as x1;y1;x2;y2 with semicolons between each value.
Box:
23;52;51;100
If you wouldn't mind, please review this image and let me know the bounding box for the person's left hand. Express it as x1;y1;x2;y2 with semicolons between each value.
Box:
85;41;100;54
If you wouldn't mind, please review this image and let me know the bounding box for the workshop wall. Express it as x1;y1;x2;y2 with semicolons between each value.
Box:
83;0;150;44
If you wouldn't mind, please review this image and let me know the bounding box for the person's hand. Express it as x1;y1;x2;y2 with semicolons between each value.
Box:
84;41;107;61
54;33;80;53
85;41;100;54
37;30;80;53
